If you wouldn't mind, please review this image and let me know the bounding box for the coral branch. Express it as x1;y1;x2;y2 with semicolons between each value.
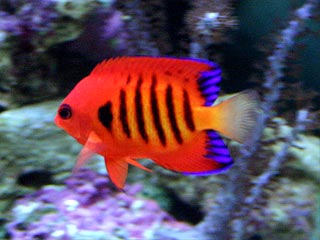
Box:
261;0;316;120
245;110;309;207
198;1;318;239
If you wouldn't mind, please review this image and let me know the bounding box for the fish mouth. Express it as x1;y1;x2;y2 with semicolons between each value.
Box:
54;115;61;127
54;115;81;141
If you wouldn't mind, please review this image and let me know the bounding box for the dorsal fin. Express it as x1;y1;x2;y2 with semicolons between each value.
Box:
89;56;221;106
197;68;221;106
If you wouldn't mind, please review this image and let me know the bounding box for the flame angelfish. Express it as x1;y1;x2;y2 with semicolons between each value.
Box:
55;57;261;190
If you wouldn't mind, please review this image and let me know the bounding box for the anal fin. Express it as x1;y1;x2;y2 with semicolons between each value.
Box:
182;130;233;175
151;131;233;175
203;130;233;166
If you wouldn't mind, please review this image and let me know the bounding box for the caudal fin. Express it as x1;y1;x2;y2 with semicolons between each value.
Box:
195;90;262;144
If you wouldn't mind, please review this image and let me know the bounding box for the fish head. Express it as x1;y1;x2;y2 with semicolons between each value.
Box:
54;77;99;145
55;102;91;145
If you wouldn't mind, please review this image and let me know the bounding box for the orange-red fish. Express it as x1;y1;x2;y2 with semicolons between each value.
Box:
55;57;260;190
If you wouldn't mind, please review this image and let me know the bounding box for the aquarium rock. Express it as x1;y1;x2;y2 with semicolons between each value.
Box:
0;100;106;216
6;169;192;240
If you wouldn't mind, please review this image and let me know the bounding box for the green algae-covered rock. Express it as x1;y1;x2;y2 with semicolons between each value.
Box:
288;134;320;182
0;100;79;175
0;100;104;213
263;118;320;183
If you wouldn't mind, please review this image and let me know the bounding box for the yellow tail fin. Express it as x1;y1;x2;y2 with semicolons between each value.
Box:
195;90;262;144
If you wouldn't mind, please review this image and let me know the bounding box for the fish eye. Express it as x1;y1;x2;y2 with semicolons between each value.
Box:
58;104;72;120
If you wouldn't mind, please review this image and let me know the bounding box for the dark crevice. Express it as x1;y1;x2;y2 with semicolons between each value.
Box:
165;188;204;225
17;169;53;188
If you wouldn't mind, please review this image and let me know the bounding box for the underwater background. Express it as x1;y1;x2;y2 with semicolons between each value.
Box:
0;0;319;239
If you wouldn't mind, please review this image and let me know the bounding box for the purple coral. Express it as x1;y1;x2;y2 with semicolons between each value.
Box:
0;0;58;46
6;169;191;239
0;12;20;37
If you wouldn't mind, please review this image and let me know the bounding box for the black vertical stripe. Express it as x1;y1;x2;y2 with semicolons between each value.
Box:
135;75;148;142
166;85;183;144
126;74;131;85
119;89;131;138
98;101;113;131
183;90;195;131
150;74;166;146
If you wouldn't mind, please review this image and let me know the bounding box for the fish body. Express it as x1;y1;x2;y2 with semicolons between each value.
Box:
55;57;260;189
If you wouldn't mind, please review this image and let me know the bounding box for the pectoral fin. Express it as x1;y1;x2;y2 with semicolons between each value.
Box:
73;145;96;173
73;131;105;173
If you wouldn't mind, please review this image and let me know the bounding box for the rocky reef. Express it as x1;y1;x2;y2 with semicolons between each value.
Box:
0;97;319;239
6;169;192;240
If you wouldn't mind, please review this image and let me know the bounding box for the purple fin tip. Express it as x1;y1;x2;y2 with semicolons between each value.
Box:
183;130;233;176
197;64;221;106
205;130;233;164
